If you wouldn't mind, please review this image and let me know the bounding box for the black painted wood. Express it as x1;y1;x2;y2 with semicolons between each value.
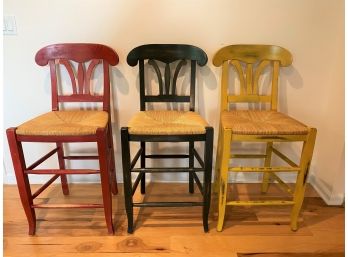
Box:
121;128;134;233
203;127;213;232
127;44;207;111
121;44;213;233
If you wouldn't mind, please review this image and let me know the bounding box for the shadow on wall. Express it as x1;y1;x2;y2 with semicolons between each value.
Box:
110;66;130;180
279;65;303;113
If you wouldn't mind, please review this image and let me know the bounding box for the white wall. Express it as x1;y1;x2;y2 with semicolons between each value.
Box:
3;0;344;205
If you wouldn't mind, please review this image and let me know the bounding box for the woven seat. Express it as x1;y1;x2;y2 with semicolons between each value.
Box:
6;43;119;235
213;45;317;232
221;110;308;135
122;44;213;233
128;110;208;135
16;111;109;136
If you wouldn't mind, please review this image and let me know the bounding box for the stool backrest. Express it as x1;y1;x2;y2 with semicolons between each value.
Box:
213;45;292;111
127;44;208;111
35;43;119;111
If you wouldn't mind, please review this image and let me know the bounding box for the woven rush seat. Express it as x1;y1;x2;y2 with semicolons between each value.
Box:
16;110;109;136
128;110;208;135
221;110;308;135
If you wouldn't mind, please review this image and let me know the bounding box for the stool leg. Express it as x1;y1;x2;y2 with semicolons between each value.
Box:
140;142;146;194
7;128;36;235
97;128;114;234
121;128;134;233
56;143;69;195
213;125;223;194
261;142;273;193
203;127;213;232
189;141;194;194
107;123;118;195
217;129;232;232
290;128;317;231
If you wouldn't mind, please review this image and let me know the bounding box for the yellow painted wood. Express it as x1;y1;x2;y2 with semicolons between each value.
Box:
217;129;232;232
227;95;271;103
226;200;294;206
270;173;294;195
231;154;267;159
230;60;246;95
213;45;317;232
220;61;229;111
290;128;317;231
213;124;223;194
261;142;273;193
232;134;308;142
272;147;298;167
271;61;280;111
253;60;270;94
246;63;253;94
213;45;292;111
228;166;300;172
213;45;293;67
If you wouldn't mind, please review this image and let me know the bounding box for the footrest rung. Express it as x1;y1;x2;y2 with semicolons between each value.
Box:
133;201;203;207
228;166;300;172
32;204;104;209
226;200;295;206
25;169;100;175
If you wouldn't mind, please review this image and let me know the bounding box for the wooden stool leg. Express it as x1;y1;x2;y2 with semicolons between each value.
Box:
140;142;146;194
217;129;232;232
7;128;36;235
121;128;134;233
261;142;273;193
291;128;317;231
203;127;213;232
56;143;69;195
189;141;194;194
213;125;223;194
97;128;114;234
107;123;118;195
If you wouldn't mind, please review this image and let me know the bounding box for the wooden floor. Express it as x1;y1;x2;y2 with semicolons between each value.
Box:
4;183;344;257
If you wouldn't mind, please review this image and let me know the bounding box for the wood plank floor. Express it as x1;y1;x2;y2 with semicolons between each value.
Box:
4;183;344;257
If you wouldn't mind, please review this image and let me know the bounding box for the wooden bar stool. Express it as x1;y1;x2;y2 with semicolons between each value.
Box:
121;44;214;233
212;45;317;231
6;43;119;235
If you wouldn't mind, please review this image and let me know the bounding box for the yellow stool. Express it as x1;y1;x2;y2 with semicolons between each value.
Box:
212;45;317;231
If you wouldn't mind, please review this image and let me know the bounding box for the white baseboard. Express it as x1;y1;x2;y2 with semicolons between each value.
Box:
309;176;344;205
4;174;344;206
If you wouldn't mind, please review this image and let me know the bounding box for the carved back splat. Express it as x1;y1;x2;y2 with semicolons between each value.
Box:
127;44;208;111
35;43;119;111
213;45;292;111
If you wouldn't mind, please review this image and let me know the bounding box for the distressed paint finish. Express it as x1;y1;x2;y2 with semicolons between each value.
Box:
213;45;317;232
123;44;213;233
6;43;119;235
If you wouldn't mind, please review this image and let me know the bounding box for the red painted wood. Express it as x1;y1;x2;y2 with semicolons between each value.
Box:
17;134;98;142
96;127;114;234
56;143;69;195
59;59;77;94
49;60;59;111
77;62;85;94
103;61;111;111
32;175;60;199
6;44;119;235
85;59;101;95
35;43;119;66
6;128;36;235
32;204;104;209
26;147;59;170
24;169;100;175
58;94;103;102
